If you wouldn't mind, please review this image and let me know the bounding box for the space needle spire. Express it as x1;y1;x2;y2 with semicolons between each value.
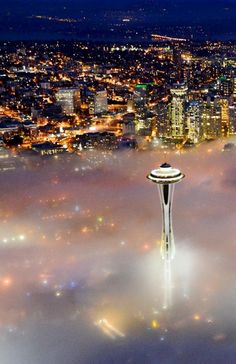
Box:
147;163;185;260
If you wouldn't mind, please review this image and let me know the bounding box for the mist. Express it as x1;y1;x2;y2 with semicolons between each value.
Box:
0;140;236;363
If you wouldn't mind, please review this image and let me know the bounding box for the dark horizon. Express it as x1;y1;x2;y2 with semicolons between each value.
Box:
1;0;236;41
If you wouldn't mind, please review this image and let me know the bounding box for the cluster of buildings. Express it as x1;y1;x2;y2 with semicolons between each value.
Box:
157;77;236;145
0;40;236;154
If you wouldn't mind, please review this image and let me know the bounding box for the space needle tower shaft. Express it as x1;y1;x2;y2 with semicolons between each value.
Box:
147;163;185;260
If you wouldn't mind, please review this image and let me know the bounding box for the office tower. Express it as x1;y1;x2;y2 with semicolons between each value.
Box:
147;163;185;260
156;101;170;138
169;83;188;139
133;84;148;113
186;101;203;144
229;104;236;134
134;85;148;129
122;113;136;135
137;111;156;135
172;48;182;80
94;90;108;115
219;77;233;98
201;95;221;140
134;84;156;135
56;88;80;114
220;98;230;137
127;98;135;113
233;77;236;102
182;60;193;84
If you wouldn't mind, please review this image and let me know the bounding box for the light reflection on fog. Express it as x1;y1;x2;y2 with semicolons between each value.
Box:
0;139;236;363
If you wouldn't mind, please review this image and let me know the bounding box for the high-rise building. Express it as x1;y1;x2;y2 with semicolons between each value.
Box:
122;113;136;135
156;101;169;138
136;111;156;136
56;88;80;114
133;84;155;135
219;77;233;98
133;84;148;113
94;90;108;115
147;163;185;260
229;104;236;134
182;61;193;84
186;101;203;144
220;98;230;137
127;98;135;113
201;95;221;140
233;77;236;102
169;83;188;139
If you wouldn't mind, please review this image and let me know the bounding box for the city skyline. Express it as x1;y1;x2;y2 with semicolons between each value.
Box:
1;1;236;363
0;40;236;152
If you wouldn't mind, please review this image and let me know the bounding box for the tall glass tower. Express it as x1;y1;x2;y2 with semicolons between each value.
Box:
169;83;188;139
147;163;185;260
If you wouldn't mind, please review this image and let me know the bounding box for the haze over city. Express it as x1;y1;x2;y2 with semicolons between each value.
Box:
1;0;236;363
0;141;236;363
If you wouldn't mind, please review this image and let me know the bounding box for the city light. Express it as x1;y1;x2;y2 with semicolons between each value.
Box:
0;3;235;363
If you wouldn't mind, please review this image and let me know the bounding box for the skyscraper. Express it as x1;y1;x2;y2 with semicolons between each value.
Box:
133;84;150;133
94;90;108;115
219;77;233;98
147;163;185;260
133;84;148;112
220;98;230;137
233;77;236;102
186;101;203;144
156;101;169;138
229;104;236;134
56;88;80;114
169;83;188;139
201;95;221;140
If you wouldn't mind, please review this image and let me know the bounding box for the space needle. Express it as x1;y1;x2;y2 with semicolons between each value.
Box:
147;163;185;260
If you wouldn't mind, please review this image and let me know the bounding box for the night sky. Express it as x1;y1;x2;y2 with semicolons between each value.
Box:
0;0;236;41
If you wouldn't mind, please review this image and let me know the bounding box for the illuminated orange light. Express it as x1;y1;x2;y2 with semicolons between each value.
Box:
81;226;89;234
152;320;160;329
2;277;12;287
193;314;201;321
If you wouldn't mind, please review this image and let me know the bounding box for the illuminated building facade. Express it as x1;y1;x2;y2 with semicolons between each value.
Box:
32;142;66;156
201;96;221;140
156;101;169;138
122;113;136;135
220;98;230;137
229;105;236;134
75;132;117;150
186;101;203;144
134;84;149;132
134;84;148;112
127;99;135;113
219;77;233;98
147;163;185;260
233;77;236;102
93;90;108;115
56;88;80;115
169;83;188;139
